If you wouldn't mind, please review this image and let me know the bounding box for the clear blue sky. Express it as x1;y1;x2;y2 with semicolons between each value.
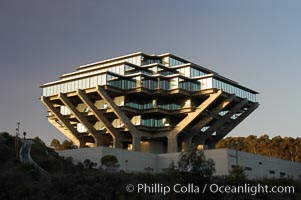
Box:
1;0;300;145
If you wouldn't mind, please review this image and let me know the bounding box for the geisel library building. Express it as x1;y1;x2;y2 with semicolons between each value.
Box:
41;52;301;180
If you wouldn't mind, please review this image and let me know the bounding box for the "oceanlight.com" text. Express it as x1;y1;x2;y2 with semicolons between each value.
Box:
125;183;295;196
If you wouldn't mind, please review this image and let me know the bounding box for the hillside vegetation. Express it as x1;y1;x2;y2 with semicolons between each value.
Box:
216;135;301;162
0;132;300;200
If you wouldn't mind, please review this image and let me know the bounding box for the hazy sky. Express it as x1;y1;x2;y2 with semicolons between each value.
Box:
1;0;300;145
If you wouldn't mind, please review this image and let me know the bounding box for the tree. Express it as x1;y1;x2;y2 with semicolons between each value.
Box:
165;147;217;199
100;155;119;172
216;135;301;163
61;140;75;150
50;139;61;150
226;165;247;185
245;135;257;153
177;147;215;178
167;146;215;185
33;137;45;145
0;132;14;147
83;159;97;169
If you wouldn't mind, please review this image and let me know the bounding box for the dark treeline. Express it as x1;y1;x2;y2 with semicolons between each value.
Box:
0;132;300;200
216;135;301;162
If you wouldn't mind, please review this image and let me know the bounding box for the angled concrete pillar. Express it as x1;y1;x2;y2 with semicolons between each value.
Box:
132;135;141;151
77;89;123;148
181;136;192;151
96;86;139;134
168;90;222;137
217;102;259;138
205;102;259;149
166;90;222;153
96;85;145;151
167;135;178;153
203;98;248;136
191;94;235;132
113;137;123;149
48;117;85;148
59;93;103;146
41;96;85;148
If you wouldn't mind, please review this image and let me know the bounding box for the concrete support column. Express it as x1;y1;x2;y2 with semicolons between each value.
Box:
113;137;123;149
93;135;104;147
192;136;209;150
182;136;192;151
206;139;218;149
202;136;220;149
59;93;101;147
77;89;122;148
41;96;85;148
167;135;178;153
162;90;222;142
78;139;86;148
132;135;141;151
204;98;248;136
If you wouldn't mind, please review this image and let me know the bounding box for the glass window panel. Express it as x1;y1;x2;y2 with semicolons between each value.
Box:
79;79;83;89
55;84;59;94
70;81;75;91
52;85;56;95
47;86;51;96
64;83;68;93
85;78;89;88
74;80;78;90
45;87;48;96
67;82;71;92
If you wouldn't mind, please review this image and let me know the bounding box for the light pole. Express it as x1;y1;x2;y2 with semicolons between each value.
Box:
22;132;27;161
15;122;20;159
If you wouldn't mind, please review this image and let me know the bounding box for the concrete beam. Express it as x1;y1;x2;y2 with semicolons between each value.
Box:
132;135;141;151
181;136;192;152
167;90;222;152
41;96;85;148
113;137;123;149
96;86;142;134
96;86;149;150
77;89;123;148
96;85;149;151
59;93;103;146
48;118;86;148
191;94;235;132
167;135;178;153
202;98;248;137
217;102;259;139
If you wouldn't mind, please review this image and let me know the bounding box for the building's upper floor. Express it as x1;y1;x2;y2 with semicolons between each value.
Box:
41;52;258;102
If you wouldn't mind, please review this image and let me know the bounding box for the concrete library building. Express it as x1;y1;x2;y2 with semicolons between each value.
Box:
41;52;301;180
